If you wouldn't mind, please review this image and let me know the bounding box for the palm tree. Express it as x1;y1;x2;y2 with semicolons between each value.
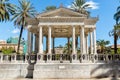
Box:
44;6;56;11
63;41;72;54
71;0;90;15
114;6;120;24
109;4;120;54
109;24;120;53
0;0;15;21
12;0;36;53
97;40;110;53
63;41;80;54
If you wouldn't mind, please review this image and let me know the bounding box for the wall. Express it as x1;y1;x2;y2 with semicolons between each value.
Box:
0;63;28;79
0;62;120;79
34;62;120;79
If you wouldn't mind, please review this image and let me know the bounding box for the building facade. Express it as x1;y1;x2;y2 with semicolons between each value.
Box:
0;39;23;54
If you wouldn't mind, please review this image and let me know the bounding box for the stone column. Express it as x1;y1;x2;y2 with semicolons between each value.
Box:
48;26;51;54
68;37;70;54
52;37;55;54
90;31;93;54
80;27;87;63
36;35;39;53
72;26;78;62
31;33;33;53
34;34;38;54
27;29;33;63
27;31;31;55
80;30;83;54
0;54;3;63
81;27;85;54
47;26;52;61
93;29;97;54
27;25;32;55
85;34;88;54
72;26;76;54
46;36;48;53
38;26;43;61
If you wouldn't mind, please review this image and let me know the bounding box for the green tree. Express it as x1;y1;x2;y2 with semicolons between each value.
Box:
114;5;120;54
0;0;15;21
114;6;120;24
63;41;80;54
109;24;120;53
71;0;90;15
12;0;36;53
97;40;110;53
109;4;120;54
63;41;72;54
45;6;56;11
1;47;14;55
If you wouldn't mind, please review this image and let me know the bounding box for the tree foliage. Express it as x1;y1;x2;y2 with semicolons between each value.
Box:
114;6;120;24
63;41;80;54
0;0;15;21
45;6;56;11
97;40;110;53
1;47;14;55
63;41;72;54
71;0;90;15
109;2;120;54
12;0;36;53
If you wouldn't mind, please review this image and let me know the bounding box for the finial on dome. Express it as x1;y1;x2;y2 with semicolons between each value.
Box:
59;3;63;8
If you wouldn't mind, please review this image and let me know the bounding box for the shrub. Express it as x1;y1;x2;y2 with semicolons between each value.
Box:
1;47;14;55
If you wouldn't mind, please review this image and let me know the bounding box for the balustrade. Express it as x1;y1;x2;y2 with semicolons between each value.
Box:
0;54;120;63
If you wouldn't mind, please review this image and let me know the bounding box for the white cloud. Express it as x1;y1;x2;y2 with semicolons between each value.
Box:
85;1;99;10
67;5;71;8
12;29;20;34
67;1;99;10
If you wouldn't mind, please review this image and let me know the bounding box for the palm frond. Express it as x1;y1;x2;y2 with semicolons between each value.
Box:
12;0;36;27
0;0;15;21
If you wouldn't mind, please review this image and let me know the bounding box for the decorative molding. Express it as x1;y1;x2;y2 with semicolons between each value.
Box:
38;22;84;26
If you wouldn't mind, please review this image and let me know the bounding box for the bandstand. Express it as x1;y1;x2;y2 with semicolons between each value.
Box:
25;7;101;79
27;7;98;63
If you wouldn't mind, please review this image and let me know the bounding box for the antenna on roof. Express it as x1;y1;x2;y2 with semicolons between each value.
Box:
59;3;63;8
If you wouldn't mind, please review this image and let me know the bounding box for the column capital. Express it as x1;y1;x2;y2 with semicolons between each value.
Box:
88;28;93;32
72;25;75;27
47;25;51;27
38;23;43;27
26;25;32;31
85;33;88;37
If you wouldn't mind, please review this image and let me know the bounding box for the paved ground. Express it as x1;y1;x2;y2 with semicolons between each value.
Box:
1;77;120;80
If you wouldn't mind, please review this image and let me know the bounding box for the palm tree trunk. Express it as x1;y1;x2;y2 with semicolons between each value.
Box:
114;34;117;54
17;26;23;54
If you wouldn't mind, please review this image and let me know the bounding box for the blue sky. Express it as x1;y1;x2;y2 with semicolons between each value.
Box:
0;0;119;47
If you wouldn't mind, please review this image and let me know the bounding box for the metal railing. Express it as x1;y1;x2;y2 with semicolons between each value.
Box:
0;54;120;63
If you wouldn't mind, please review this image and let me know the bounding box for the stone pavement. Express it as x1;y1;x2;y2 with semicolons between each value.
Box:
1;77;120;80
